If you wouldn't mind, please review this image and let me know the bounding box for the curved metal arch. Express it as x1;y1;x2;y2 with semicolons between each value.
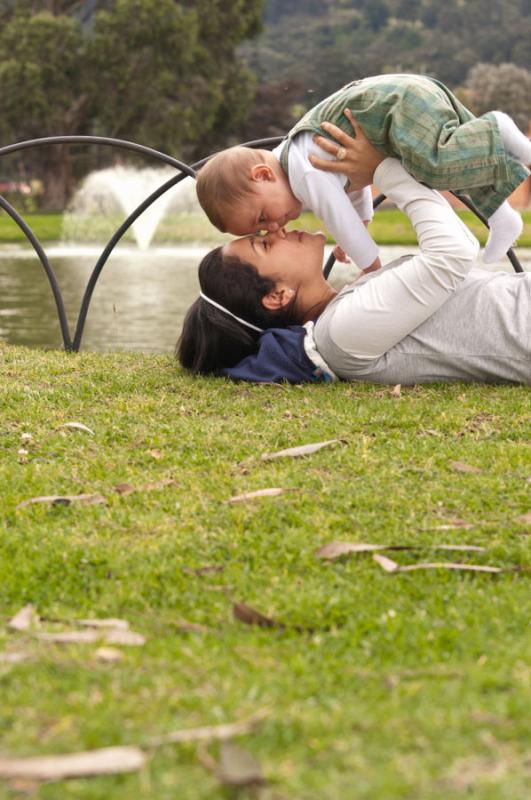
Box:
0;194;72;347
0;135;197;350
0;135;191;170
0;134;524;351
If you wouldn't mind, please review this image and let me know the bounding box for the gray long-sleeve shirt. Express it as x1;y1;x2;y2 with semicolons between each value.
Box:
314;159;530;385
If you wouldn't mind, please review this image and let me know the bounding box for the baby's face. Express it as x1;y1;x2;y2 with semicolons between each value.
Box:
223;174;302;236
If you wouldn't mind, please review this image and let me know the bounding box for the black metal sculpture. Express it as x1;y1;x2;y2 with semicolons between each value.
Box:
0;135;524;352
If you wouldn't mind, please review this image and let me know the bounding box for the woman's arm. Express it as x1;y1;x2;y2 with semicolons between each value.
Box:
326;157;480;359
310;114;480;359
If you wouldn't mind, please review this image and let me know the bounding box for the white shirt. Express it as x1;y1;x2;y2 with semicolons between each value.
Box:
272;132;379;269
314;160;530;385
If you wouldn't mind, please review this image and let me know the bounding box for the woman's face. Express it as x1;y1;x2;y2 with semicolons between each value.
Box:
223;229;326;289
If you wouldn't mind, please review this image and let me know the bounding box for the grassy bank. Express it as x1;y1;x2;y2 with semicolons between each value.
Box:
0;344;530;799
1;209;531;246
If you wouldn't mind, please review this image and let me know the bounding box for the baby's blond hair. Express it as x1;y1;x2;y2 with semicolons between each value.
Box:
196;146;265;232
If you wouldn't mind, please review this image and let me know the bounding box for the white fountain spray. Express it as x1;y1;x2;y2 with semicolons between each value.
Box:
63;165;199;249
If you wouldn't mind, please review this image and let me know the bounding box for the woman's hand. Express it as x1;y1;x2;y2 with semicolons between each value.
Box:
309;109;385;191
332;244;350;263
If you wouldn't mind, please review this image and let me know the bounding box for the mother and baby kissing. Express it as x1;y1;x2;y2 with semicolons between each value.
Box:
178;74;531;386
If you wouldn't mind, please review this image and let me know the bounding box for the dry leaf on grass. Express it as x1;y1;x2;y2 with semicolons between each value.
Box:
433;519;473;530
94;647;123;662
78;619;130;631
449;461;482;474
445;754;516;790
317;542;396;559
8;604;39;631
17;448;29;463
114;483;135;496
372;554;502;574
98;630;146;646
37;631;101;644
517;512;531;526
233;602;284;630
372;554;400;573
16;494;107;510
261;439;344;461
0;651;29;664
172;620;212;634
0;746;146;781
397;562;502;574
148;449;163;460
390;384;402;397
143;479;177;491
430;545;485;552
228;488;284;504
148;710;268;747
183;565;224;576
114;479;176;497
233;602;312;634
36;629;145;646
215;743;265;788
58;422;94;435
316;542;485;561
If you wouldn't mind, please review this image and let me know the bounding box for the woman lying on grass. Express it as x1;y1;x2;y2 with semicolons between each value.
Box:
178;119;530;385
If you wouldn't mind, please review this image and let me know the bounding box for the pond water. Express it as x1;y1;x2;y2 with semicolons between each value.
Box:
0;243;529;353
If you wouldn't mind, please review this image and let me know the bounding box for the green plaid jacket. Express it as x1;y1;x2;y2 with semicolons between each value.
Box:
279;74;529;218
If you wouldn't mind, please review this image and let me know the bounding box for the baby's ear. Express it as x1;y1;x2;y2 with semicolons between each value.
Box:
250;164;275;182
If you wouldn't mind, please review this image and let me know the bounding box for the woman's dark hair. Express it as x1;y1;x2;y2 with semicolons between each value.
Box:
177;246;297;375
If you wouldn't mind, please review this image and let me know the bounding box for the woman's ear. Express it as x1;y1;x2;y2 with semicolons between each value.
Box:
250;163;275;182
261;287;295;311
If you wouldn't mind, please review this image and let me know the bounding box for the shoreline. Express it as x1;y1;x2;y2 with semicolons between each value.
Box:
2;209;531;247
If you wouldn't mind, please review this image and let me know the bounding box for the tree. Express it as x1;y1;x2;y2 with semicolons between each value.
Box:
236;80;304;141
0;11;90;208
245;0;531;110
0;0;265;208
466;62;531;132
364;0;389;32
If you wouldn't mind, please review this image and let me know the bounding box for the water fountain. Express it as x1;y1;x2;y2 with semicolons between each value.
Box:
63;165;200;249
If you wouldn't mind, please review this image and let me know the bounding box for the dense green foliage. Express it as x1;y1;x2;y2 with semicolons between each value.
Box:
0;0;264;207
0;1;529;207
0;345;530;798
240;0;531;136
466;62;531;131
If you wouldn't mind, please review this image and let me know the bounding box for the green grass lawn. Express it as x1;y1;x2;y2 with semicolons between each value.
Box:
2;209;531;246
0;213;63;243
0;344;530;799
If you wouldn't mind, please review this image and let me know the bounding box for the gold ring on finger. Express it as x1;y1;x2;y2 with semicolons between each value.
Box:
336;146;347;161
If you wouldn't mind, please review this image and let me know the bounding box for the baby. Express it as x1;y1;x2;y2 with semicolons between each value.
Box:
196;73;531;270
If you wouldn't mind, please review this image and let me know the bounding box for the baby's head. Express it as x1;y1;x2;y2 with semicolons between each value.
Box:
196;146;302;236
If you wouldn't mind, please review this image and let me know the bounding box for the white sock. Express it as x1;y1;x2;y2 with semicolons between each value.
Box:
493;110;531;165
484;201;523;263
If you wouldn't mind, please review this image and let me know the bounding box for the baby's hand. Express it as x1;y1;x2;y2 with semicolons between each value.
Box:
333;245;350;263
